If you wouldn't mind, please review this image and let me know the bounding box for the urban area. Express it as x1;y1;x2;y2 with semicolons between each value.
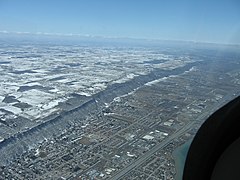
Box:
0;40;239;179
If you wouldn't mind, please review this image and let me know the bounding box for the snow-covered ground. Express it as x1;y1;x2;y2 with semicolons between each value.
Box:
0;44;196;121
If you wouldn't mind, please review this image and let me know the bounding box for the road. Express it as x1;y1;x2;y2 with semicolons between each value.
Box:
109;94;235;180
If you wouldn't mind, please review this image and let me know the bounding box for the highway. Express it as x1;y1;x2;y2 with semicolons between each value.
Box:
109;94;235;180
109;114;205;179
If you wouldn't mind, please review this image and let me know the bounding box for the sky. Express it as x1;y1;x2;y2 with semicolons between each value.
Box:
0;0;240;44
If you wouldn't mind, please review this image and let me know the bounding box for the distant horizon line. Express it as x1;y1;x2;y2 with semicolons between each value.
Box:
0;30;239;46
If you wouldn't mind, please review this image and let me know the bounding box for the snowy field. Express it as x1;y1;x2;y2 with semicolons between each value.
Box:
0;44;195;121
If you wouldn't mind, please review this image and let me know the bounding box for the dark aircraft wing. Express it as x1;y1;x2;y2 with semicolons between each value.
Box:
183;96;240;180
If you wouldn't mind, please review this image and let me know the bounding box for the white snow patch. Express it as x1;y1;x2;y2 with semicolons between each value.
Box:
18;89;54;106
145;77;168;86
78;92;92;97
0;105;22;114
